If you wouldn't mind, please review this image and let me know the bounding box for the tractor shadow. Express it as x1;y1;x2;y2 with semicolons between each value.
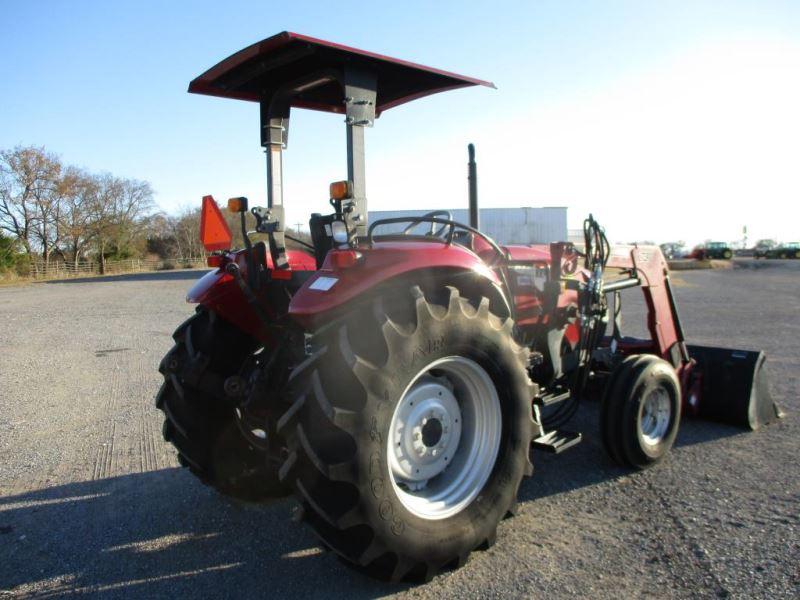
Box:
520;402;744;503
0;468;396;599
1;419;746;598
42;269;210;285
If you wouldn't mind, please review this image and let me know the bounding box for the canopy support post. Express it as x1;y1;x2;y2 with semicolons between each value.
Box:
343;67;376;239
259;97;290;269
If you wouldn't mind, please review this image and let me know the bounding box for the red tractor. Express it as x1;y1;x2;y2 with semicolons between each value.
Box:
156;32;781;582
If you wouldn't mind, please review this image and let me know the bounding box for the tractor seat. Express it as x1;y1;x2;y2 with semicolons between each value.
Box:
452;230;474;250
309;213;335;269
251;240;317;292
452;230;505;264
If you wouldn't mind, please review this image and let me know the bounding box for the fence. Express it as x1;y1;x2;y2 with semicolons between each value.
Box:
22;257;208;280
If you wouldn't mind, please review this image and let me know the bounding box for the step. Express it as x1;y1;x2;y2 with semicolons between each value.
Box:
531;430;582;454
533;389;571;407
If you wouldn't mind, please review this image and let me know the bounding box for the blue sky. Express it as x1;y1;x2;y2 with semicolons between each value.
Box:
2;0;799;244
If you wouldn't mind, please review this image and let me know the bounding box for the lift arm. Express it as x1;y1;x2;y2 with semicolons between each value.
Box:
604;245;690;368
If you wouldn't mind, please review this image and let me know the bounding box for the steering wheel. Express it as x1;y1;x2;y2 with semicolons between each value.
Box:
402;210;453;238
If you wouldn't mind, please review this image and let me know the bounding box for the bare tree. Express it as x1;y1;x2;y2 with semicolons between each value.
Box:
31;163;63;271
173;207;203;260
88;174;154;273
58;168;97;268
1;146;162;276
144;212;179;258
0;146;61;272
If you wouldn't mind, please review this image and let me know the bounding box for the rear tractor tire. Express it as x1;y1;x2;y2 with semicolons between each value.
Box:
600;354;681;469
156;309;290;501
278;286;535;582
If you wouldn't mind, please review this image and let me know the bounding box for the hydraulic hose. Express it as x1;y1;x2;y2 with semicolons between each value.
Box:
542;215;610;430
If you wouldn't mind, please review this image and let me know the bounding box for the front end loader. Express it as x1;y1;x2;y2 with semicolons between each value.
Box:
155;32;782;582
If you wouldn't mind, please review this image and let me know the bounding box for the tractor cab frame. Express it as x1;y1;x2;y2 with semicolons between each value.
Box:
190;31;494;268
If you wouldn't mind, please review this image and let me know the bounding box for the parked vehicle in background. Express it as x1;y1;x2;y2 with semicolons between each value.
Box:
753;239;777;259
689;241;733;260
765;242;800;259
659;242;686;260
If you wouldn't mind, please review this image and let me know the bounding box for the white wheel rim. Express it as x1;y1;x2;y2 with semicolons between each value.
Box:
388;356;501;520
639;387;671;447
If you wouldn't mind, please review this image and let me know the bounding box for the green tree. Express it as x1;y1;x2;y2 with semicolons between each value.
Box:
0;231;22;273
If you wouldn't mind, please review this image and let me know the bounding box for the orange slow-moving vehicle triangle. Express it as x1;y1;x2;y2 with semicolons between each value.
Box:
200;195;233;251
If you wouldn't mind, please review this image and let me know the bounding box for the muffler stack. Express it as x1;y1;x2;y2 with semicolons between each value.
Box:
688;345;784;430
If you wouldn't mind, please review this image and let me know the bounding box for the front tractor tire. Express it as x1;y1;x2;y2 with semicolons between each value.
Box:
156;309;289;501
278;286;535;582
600;354;682;469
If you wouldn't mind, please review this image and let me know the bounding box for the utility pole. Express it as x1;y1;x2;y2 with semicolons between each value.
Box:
295;222;303;234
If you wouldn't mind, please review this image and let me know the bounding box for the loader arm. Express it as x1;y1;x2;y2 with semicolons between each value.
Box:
600;244;780;429
604;244;689;368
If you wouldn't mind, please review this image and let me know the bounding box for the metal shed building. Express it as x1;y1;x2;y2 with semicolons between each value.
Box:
367;207;567;245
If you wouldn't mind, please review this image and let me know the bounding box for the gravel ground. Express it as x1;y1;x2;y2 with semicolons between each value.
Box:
0;260;798;599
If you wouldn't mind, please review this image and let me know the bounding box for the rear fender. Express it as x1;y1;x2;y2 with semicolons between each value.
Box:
186;267;263;336
288;242;508;330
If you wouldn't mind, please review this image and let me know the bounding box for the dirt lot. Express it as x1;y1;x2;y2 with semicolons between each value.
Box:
1;260;798;598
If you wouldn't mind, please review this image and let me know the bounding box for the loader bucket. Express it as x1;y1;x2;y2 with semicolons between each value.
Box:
688;344;784;430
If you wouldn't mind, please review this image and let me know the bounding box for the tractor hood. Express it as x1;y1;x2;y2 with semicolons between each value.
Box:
188;31;495;115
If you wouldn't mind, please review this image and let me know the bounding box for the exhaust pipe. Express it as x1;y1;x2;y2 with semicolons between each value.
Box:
468;143;479;229
689;345;784;430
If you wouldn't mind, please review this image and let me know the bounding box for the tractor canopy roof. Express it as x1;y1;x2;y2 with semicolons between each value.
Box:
188;31;495;115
